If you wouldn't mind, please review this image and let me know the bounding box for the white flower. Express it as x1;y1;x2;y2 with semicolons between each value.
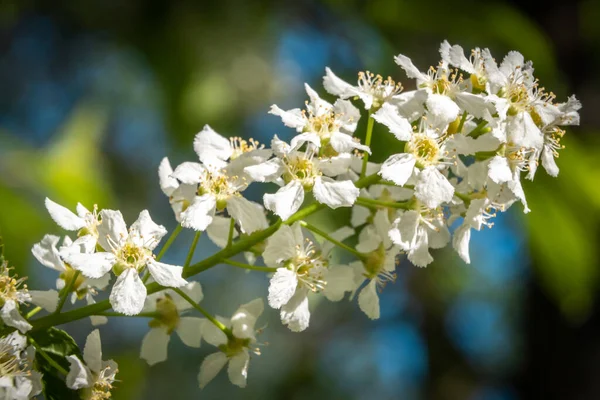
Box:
0;262;58;333
45;198;100;246
351;184;412;228
0;332;43;400
66;330;118;400
198;298;264;389
62;210;187;315
263;223;355;332
323;67;403;110
32;234;109;326
245;136;359;220
452;197;501;264
270;83;369;156
170;161;268;235
351;209;400;320
140;282;205;366
158;157;197;222
388;208;450;268
374;107;454;209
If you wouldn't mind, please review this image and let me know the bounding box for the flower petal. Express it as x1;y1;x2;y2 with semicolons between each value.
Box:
83;329;103;373
280;287;310;332
372;103;413;141
29;290;59;312
193;125;233;167
244;158;284;183
358;280;380;320
97;209;128;250
180;194;216;231
1;300;32;333
129;210;167;250
206;216;238;248
32;234;65;271
329;132;371;154
263;225;299;267
268;105;306;130
66;355;93;390
140;328;170;366
147;260;187;288
45;198;86;231
198;352;228;389
379;153;416;186
323;67;360;99
488;156;513;184
158;157;179;196
226;197;268;234
176;317;204;348
227;351;250;388
312;177;358;208
264;180;304;221
109;269;147;316
268;268;298;309
415;167;454;209
61;252;116;279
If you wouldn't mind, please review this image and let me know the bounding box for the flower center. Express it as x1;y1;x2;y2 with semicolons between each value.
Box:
406;134;441;167
87;367;116;400
198;171;242;210
79;205;101;239
282;154;321;190
112;242;151;275
229;137;264;160
148;294;180;334
362;244;396;284
357;71;403;110
0;264;27;307
220;336;252;358
59;265;87;299
0;343;25;378
284;239;328;292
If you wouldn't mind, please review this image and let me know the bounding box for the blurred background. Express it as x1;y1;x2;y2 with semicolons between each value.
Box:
1;0;599;399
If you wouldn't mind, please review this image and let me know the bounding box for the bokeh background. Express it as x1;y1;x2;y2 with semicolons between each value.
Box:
1;0;599;399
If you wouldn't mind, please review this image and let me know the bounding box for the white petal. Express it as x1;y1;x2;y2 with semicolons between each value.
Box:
305;83;333;115
29;290;59;312
280;288;310;332
129;210;167;250
171;162;205;185
180;195;216;231
351;204;371;227
83;329;102;373
263;225;299;267
500;51;525;77
356;225;381;253
227;351;250;388
97;209;128;250
323;67;360;99
109;269;147;315
329;132;371;154
358;280;380;320
198;352;228;389
323;265;354;302
425;93;460;126
1;300;31;333
202;320;228;347
45;198;85;231
388;211;419;250
226;197;268;234
448;44;476;73
488;156;513;184
169;281;204;310
193;125;233;167
408;227;433;267
372;103;413;141
236;298;264;320
263;180;304;221
269;105;306;130
66;355;92;390
394;54;427;81
271;135;292;157
158;157;179;196
455;92;495;119
32;234;64;271
333;99;361;133
415;167;455;209
147;260;187;288
379;153;416;186
268;268;298;309
541;145;559;177
317;153;353;176
453;224;471;264
508;112;543;150
140;328;170;366
206;216;238;248
322;225;355;256
61;252;116;279
312;177;358;208
244;158;284;183
86;295;108;326
176;317;204;348
290;132;321;150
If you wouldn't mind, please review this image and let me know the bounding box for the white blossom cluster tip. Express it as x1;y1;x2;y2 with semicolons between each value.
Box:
4;40;579;395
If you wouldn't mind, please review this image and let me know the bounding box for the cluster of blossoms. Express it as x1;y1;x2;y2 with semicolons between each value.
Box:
0;41;580;397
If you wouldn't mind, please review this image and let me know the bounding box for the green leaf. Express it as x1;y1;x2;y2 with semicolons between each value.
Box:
30;328;82;400
0;233;4;264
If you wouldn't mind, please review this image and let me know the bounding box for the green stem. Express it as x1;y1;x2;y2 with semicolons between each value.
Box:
223;258;278;273
467;120;490;138
172;288;232;338
156;224;182;261
300;221;366;260
356;197;412;210
226;218;235;248
28;336;69;376
26;306;42;320
454;191;472;204
457;111;468;134
54;271;81;314
96;311;159;318
184;231;202;269
360;111;375;178
26;173;382;333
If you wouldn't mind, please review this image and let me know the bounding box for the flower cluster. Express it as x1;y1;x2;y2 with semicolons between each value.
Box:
0;41;579;397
